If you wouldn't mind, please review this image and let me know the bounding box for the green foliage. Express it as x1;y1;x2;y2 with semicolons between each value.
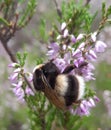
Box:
18;0;37;28
97;2;111;34
60;0;97;35
0;17;9;26
38;19;49;42
16;52;28;67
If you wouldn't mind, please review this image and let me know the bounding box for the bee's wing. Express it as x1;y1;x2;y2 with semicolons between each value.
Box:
41;74;67;110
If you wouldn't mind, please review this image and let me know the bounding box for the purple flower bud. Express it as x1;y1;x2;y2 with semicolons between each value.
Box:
57;35;62;40
74;57;85;68
74;103;90;116
63;29;69;38
70;35;76;43
13;86;23;96
95;40;107;53
53;58;66;72
91;32;97;42
78;42;85;50
12;81;25;102
87;63;95;70
72;49;82;58
12;80;23;88
61;22;67;30
85;50;97;61
8;63;20;68
14;68;21;73
9;73;18;81
93;96;100;102
27;73;33;82
87;98;95;107
25;87;34;96
64;52;71;65
76;34;84;41
47;42;59;59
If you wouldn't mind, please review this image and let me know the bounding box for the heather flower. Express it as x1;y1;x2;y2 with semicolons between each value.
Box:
76;34;85;41
95;40;107;53
63;29;69;38
8;63;20;68
85;50;97;61
53;58;66;72
26;72;33;82
80;64;95;81
78;42;85;50
57;35;62;40
9;73;18;82
12;81;25;102
74;57;85;68
91;32;97;42
72;49;82;58
25;87;34;96
47;42;59;59
72;97;99;116
64;52;71;65
93;95;100;102
70;35;76;43
61;22;67;31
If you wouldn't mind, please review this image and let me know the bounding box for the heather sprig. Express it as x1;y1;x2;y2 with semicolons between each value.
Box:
8;53;34;102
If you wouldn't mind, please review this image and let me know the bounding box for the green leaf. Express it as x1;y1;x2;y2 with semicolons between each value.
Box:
16;52;28;67
102;2;106;18
0;17;10;26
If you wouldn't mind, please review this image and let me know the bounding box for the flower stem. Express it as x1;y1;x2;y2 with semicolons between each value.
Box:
1;41;17;62
53;0;62;18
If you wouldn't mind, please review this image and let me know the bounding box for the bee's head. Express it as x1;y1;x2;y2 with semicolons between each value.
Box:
33;64;45;90
33;62;60;91
41;62;60;78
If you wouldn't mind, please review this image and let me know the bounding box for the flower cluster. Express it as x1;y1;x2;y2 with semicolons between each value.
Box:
69;96;100;116
8;63;34;102
47;22;107;116
47;22;107;81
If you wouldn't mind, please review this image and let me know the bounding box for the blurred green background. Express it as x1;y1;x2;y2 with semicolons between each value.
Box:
0;0;111;130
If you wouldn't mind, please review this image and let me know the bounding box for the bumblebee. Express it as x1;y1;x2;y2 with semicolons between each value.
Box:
33;62;85;110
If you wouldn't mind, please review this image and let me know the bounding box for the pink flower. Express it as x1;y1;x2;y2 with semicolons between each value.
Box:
25;87;34;96
9;73;18;82
63;29;69;38
70;35;76;43
47;42;59;59
95;41;107;52
72;49;82;58
91;32;97;42
26;72;33;82
85;50;97;61
74;57;85;68
76;34;84;41
53;58;66;72
73;97;99;116
12;81;25;102
8;63;20;68
61;22;66;30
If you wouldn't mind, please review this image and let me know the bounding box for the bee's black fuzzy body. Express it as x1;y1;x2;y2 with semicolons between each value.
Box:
33;62;85;107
